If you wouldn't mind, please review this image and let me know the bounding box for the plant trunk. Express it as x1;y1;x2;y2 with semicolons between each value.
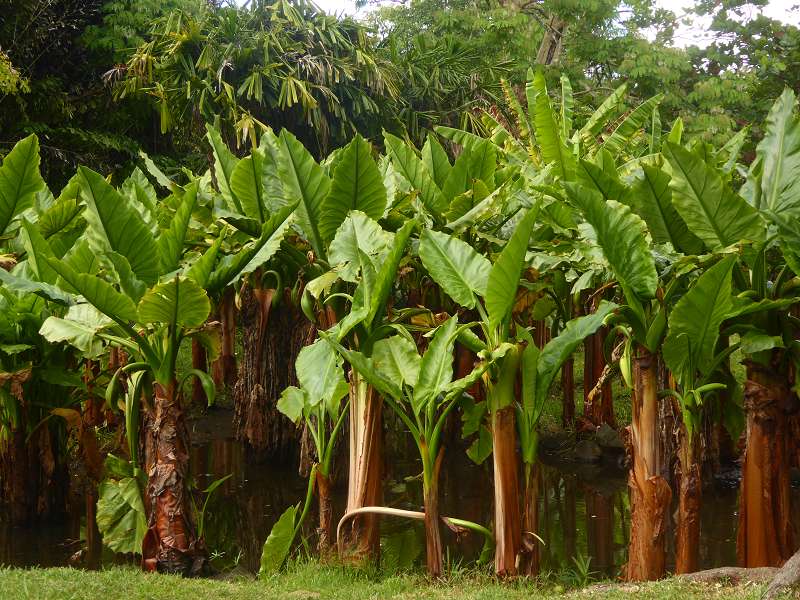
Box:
423;448;444;578
233;285;315;460
675;428;701;574
191;338;207;407
0;414;66;525
342;371;382;563
142;381;206;575
519;461;540;576
212;287;237;389
624;346;671;581
583;326;615;427
737;361;795;567
316;470;333;557
491;405;521;577
561;357;574;429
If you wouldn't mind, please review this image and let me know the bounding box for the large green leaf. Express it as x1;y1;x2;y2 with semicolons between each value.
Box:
319;135;387;244
206;124;242;214
207;203;296;291
422;136;452;188
157;181;199;274
535;301;617;409
365;219;415;328
137;277;210;328
321;334;403;401
757;88;800;215
567;183;657;300
663;142;763;251
96;476;147;555
576;159;627;201
20;219;60;284
372;335;421;390
46;257;138;322
413;316;458;414
39;305;112;356
662;256;735;387
575;83;627;142
0;268;75;305
295;338;347;409
531;70;574;180
602;94;664;156
485;208;538;330
627;163;703;254
384;132;448;215
278;130;330;259
230;147;268;222
418;228;491;309
258;505;298;576
327;211;392;282
78;166;160;285
0;134;46;235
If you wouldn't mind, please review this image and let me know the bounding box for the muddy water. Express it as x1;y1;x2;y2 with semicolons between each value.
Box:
0;413;796;578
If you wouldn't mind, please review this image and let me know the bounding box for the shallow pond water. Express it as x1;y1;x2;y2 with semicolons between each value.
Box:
0;411;796;578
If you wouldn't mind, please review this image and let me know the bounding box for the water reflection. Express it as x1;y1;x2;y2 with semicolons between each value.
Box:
1;429;797;579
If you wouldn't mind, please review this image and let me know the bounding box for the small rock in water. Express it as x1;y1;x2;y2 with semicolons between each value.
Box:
574;440;603;463
595;423;623;449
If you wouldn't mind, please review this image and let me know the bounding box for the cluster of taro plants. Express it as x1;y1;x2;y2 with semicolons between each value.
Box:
1;69;800;584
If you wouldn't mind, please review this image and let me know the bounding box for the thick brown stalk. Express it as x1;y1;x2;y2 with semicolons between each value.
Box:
233;285;314;459
737;362;795;568
341;372;382;563
423;448;445;578
212;287;237;388
624;347;671;581
561;357;574;429
583;326;615;427
491;405;521;577
675;428;701;574
142;381;206;575
519;461;540;576
190;338;207;407
316;471;333;557
0;375;66;524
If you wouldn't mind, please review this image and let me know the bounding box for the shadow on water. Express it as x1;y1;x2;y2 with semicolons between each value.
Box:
1;410;798;578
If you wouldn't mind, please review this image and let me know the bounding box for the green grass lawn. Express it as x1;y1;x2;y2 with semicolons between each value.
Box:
0;562;767;600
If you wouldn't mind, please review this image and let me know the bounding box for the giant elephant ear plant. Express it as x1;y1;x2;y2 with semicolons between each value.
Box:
33;165;296;574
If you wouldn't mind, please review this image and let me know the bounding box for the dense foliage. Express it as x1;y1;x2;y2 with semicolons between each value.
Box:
1;0;800;591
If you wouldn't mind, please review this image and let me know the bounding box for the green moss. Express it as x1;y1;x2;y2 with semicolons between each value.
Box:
0;564;767;600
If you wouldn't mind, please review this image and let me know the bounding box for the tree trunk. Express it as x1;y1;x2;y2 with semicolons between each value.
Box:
316;470;333;557
233;284;315;460
341;371;382;563
520;461;540;576
212;287;237;389
491;405;521;577
737;361;795;568
142;381;206;575
675;428;701;574
624;346;671;581
535;15;567;66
